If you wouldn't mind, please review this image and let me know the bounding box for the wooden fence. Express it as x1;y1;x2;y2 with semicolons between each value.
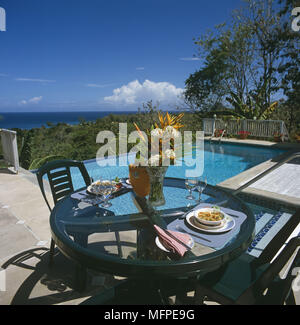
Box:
203;118;289;141
0;129;19;173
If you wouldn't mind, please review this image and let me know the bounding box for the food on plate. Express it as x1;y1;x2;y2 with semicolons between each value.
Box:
193;208;225;227
197;210;223;221
87;179;122;195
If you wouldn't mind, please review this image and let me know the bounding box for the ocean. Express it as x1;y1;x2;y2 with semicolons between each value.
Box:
0;111;137;130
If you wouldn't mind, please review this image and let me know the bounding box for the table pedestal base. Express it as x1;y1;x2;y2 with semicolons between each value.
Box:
80;277;195;305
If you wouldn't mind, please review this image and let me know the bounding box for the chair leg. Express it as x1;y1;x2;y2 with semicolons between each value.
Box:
285;290;296;305
75;264;88;292
115;231;123;257
48;238;56;267
194;286;208;305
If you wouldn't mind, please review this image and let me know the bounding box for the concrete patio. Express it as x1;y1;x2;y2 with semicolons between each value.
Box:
0;167;121;305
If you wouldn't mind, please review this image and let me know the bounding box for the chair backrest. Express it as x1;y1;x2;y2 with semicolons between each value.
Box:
253;208;300;266
239;208;300;304
36;159;91;211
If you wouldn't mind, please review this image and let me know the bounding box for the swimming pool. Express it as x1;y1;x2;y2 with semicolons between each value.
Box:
76;142;287;189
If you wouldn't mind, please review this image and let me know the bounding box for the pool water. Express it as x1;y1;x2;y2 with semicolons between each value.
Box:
77;142;287;188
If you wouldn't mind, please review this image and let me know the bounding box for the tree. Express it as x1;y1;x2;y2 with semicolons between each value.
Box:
277;0;300;132
184;23;251;112
184;0;288;120
184;30;230;111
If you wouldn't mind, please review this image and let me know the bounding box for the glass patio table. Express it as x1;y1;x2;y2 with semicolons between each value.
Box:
49;177;255;303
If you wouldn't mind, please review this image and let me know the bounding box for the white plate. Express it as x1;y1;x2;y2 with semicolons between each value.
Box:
86;184;100;195
155;236;194;253
87;180;119;195
186;211;235;233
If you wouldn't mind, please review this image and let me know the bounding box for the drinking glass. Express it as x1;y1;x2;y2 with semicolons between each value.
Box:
100;182;114;208
185;177;199;200
196;176;207;203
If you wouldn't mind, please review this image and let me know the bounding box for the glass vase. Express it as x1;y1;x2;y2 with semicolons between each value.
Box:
146;166;168;207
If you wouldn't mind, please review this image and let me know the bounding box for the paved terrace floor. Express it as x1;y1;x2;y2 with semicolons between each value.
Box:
0;167;123;305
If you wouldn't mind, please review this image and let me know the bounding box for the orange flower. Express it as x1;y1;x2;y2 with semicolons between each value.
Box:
157;111;184;130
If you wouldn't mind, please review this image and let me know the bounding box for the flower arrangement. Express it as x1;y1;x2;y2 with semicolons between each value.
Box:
238;131;251;139
131;111;184;206
133;111;184;166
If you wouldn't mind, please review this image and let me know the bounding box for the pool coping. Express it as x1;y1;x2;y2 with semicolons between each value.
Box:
206;137;300;150
215;144;300;210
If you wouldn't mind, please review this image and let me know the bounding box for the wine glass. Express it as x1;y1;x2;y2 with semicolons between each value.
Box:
100;181;114;208
185;177;199;200
196;176;207;203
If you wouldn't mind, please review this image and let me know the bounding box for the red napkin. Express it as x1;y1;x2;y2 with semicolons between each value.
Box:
154;225;192;257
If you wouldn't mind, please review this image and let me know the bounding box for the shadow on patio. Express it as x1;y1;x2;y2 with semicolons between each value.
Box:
1;247;118;305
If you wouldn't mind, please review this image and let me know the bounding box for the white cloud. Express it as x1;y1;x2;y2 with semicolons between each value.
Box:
19;96;43;105
104;80;184;106
136;67;145;70
29;96;43;103
16;78;56;83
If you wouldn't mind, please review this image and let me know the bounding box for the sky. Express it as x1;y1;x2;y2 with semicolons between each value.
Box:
0;0;245;112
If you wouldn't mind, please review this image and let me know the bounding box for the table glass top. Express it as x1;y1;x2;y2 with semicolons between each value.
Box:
51;178;255;277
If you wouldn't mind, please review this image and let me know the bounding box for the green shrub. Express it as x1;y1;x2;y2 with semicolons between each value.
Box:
29;155;66;170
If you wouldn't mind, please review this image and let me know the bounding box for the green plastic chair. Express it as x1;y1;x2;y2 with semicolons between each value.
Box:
36;159;92;266
192;208;300;305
